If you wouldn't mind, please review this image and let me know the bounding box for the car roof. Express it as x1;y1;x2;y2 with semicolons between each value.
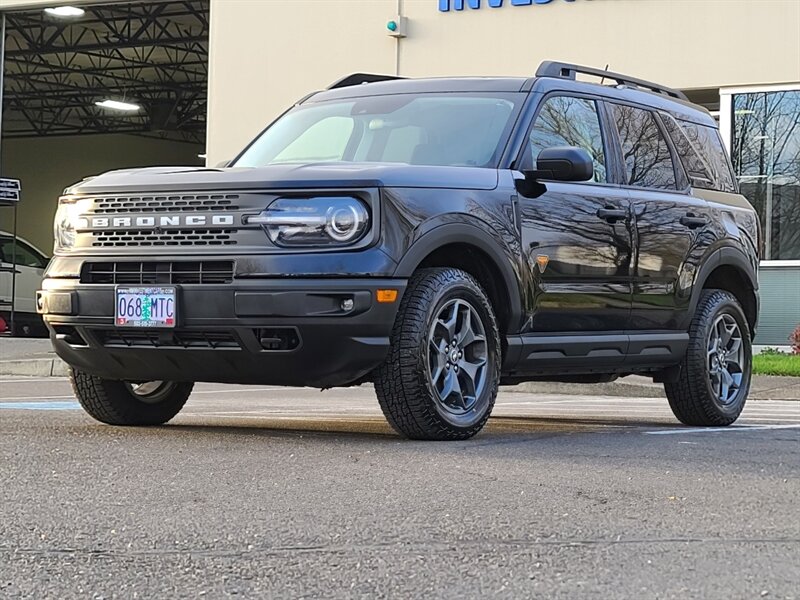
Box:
305;71;715;128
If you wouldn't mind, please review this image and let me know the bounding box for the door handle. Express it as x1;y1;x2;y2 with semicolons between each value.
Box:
596;207;627;223
680;213;708;229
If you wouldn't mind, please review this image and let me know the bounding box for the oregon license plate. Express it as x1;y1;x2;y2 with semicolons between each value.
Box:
115;286;177;328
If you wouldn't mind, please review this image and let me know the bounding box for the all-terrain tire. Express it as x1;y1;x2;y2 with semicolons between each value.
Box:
69;367;193;426
374;267;501;440
664;289;752;426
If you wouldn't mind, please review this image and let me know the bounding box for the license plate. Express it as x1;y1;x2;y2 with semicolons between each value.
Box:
115;286;177;328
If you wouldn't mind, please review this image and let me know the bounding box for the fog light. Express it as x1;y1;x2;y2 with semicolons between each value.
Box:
341;298;355;312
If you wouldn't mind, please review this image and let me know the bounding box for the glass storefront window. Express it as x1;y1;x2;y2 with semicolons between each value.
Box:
731;90;800;261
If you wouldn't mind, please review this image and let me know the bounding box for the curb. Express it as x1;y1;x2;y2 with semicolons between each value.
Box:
0;357;69;378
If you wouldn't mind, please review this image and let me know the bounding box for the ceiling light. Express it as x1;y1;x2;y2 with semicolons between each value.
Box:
44;6;85;18
95;99;141;112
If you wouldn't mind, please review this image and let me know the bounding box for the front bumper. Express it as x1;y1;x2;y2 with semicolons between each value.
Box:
39;278;406;387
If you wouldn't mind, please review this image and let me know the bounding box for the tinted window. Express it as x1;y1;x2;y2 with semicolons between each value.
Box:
662;114;736;192
528;96;607;182
235;93;521;169
613;104;678;190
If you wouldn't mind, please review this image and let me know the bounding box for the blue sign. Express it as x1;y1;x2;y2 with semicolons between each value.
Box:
440;0;577;11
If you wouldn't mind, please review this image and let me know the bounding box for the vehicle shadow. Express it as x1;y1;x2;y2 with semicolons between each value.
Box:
152;413;681;444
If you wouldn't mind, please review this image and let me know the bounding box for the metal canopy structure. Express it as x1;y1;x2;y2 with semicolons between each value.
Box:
2;0;208;143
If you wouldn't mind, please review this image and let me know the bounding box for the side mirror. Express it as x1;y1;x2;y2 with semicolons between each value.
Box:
525;146;594;183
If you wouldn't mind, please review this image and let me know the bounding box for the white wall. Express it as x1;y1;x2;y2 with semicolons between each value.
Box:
205;0;800;165
0;134;203;251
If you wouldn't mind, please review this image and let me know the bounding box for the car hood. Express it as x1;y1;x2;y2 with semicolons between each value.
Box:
66;163;500;194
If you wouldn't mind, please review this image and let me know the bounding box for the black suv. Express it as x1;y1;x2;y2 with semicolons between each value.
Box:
39;62;760;440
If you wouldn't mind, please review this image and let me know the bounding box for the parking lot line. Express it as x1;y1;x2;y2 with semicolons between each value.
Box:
645;424;800;435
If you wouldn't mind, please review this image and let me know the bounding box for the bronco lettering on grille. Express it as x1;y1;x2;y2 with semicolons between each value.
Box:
78;214;236;229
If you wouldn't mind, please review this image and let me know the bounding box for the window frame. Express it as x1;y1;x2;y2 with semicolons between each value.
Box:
602;99;690;194
514;91;615;187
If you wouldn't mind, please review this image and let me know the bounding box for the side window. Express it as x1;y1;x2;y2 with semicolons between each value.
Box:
272;116;354;163
527;96;607;183
661;114;714;188
0;239;47;268
661;114;737;192
612;104;678;190
695;125;737;193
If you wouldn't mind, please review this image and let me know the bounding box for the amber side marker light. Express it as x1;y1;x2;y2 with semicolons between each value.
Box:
377;289;398;303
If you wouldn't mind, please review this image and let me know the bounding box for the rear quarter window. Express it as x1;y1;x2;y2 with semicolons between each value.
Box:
661;114;737;193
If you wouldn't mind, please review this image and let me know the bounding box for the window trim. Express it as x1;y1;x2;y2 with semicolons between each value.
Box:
514;91;613;187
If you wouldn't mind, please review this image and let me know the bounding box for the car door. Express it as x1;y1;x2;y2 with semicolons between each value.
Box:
607;102;712;331
517;94;633;333
0;236;48;314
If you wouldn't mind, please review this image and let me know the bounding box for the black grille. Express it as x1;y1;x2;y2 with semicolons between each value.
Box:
97;329;240;349
81;261;235;285
91;194;240;214
91;229;237;247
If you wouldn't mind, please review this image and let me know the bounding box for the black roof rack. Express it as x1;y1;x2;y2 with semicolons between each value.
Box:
535;61;689;101
327;73;406;90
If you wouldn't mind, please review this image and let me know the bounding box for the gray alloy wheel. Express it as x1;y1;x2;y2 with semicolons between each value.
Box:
707;313;745;406
427;298;489;416
125;381;178;405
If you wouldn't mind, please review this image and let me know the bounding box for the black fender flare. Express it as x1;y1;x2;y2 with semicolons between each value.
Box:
685;246;759;331
393;222;524;333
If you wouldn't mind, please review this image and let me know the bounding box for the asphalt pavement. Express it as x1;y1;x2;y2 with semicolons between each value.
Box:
1;377;798;599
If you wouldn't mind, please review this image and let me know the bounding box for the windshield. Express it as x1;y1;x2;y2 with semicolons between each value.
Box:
233;93;522;169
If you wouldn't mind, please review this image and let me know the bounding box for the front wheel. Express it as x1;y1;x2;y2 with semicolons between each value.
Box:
665;289;752;426
374;267;501;440
69;368;193;426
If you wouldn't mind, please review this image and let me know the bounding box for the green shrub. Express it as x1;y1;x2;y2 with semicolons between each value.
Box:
759;347;786;356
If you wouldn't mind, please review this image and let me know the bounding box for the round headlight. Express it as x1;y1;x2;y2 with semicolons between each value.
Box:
326;204;362;242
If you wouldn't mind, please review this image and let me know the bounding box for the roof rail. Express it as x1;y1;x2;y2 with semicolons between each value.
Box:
535;61;689;101
327;73;406;90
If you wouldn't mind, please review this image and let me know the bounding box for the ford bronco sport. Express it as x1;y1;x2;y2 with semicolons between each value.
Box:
39;62;760;440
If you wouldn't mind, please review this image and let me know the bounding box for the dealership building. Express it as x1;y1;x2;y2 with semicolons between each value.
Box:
0;0;799;345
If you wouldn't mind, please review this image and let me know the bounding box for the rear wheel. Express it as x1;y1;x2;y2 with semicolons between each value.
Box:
665;290;752;426
374;267;501;440
69;367;193;426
